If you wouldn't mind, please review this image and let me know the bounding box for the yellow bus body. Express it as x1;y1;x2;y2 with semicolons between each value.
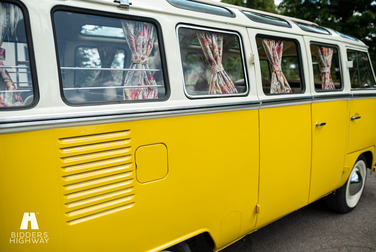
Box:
0;0;375;251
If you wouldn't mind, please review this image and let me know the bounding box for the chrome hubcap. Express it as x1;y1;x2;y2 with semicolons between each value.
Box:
346;159;367;208
349;169;363;196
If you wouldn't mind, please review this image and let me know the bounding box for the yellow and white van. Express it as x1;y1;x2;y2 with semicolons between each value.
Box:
0;0;375;251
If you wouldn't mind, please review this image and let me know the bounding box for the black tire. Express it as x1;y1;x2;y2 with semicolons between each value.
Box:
162;241;191;252
325;155;367;213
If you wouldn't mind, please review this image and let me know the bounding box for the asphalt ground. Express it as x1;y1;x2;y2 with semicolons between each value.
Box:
220;172;376;252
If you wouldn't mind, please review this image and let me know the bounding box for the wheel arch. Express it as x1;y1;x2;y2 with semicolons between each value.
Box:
341;146;374;186
186;232;215;252
362;150;373;169
158;230;216;252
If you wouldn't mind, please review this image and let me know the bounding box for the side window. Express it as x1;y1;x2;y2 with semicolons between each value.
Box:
54;11;167;104
0;2;36;108
310;44;342;91
347;50;375;89
256;36;304;94
178;26;248;97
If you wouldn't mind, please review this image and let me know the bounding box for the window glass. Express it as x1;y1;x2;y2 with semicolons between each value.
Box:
347;50;376;89
167;0;234;17
0;2;35;108
242;11;291;28
260;60;270;82
310;44;342;91
74;47;126;88
296;22;330;35
337;32;358;42
54;11;166;104
256;37;304;94
178;26;247;97
80;25;125;38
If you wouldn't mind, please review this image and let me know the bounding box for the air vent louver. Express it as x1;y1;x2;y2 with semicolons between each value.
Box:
56;130;135;225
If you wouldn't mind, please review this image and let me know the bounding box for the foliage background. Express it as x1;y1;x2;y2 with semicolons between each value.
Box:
221;0;276;13
221;0;376;71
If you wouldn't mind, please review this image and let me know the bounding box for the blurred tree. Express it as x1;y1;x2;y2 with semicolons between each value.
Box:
278;0;376;70
221;0;276;13
75;48;125;87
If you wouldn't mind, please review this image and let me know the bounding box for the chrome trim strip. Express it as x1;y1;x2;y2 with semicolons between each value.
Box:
313;93;351;100
3;92;376;129
351;92;376;98
0;101;260;128
260;96;312;105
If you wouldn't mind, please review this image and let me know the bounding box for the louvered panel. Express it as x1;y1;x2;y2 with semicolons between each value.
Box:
56;130;136;225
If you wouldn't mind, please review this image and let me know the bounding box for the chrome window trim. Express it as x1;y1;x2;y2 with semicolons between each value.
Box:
256;34;306;96
347;49;376;90
176;24;249;99
51;5;171;106
309;41;344;92
0;0;40;111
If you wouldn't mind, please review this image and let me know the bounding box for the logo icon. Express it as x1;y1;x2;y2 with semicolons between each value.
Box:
20;212;39;230
10;212;49;244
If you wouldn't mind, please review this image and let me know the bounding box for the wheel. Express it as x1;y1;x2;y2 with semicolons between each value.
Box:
162;241;191;252
325;155;367;213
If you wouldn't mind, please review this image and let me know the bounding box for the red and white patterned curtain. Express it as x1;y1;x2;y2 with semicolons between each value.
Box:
0;4;22;107
196;31;237;94
262;39;292;94
92;46;117;87
317;46;335;90
121;20;158;100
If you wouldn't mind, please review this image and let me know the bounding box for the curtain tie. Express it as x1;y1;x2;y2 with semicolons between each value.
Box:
321;67;330;73
0;48;5;60
272;68;283;75
132;54;148;65
211;64;224;74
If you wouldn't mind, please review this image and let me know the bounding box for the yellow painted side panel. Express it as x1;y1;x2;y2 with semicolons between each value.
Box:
310;100;348;202
0;130;64;252
0;109;259;252
348;98;376;153
220;211;242;246
56;110;260;252
257;104;311;228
